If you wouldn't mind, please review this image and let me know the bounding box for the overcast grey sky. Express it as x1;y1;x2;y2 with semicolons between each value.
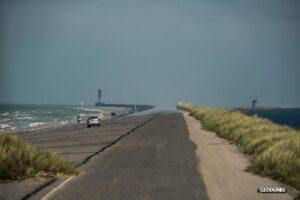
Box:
0;0;299;109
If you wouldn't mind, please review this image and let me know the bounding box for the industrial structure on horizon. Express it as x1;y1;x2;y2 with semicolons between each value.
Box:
95;89;154;113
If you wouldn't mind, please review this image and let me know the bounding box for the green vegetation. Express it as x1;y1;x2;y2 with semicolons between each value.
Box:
0;134;78;181
177;103;300;191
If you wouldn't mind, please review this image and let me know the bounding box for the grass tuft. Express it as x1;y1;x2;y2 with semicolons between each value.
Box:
177;103;300;191
0;134;79;181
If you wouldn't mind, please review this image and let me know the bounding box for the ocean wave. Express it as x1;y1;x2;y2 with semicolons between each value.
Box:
17;116;36;120
0;124;10;129
28;122;46;127
58;121;70;125
27;120;75;131
76;107;105;113
13;111;21;118
0;118;10;123
1;112;9;116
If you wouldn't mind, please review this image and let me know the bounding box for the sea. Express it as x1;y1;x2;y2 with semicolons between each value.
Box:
241;108;300;130
0;104;122;132
2;104;298;132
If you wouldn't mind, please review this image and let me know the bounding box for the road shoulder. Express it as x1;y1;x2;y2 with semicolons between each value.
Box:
183;112;299;200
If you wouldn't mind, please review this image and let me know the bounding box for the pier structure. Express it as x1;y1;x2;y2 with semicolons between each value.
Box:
94;89;154;113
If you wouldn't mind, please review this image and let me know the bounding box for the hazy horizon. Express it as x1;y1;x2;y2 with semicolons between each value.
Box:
1;0;299;109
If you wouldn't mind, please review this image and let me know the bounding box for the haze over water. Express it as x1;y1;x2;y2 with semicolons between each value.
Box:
1;0;300;109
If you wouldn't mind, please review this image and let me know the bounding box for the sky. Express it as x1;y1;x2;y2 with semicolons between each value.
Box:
0;0;299;109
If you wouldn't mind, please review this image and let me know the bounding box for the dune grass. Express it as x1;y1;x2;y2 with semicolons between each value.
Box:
0;134;79;181
177;103;300;191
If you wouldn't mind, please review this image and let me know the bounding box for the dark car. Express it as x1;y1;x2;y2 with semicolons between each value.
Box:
76;116;81;124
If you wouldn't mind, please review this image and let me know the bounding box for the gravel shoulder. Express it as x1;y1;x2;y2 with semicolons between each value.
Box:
183;112;299;200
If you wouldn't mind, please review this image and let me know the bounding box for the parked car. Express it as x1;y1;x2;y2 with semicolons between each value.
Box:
87;116;101;128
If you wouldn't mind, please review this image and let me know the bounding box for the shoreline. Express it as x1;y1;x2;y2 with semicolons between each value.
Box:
0;105;138;135
0;121;78;135
0;104;111;134
0;108;147;136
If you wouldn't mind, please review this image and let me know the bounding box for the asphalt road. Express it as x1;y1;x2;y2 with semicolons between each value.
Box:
49;113;208;200
17;115;154;166
1;115;155;200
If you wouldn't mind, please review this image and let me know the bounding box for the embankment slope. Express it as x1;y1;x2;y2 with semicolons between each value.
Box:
183;112;298;200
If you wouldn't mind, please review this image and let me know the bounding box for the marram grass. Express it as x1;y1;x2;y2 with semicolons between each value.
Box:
177;103;300;191
0;134;79;181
